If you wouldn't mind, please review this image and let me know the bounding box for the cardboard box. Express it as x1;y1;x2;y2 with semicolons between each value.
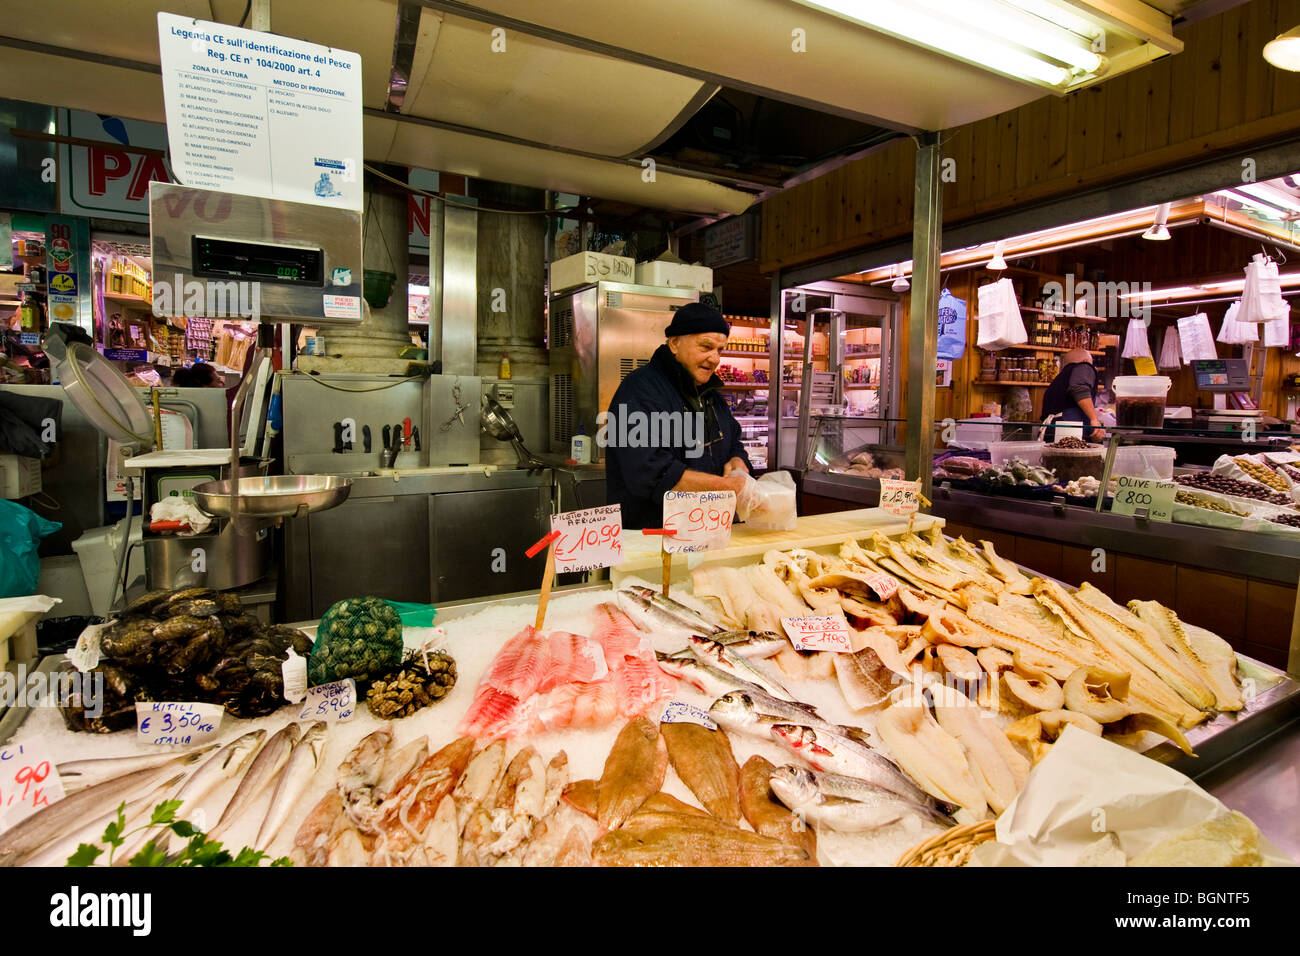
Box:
634;260;714;293
550;252;635;293
0;454;40;499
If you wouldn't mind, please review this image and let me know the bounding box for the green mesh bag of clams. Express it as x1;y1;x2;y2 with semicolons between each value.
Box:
307;596;404;685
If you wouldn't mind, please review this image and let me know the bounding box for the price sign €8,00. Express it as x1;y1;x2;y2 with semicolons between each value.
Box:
1110;476;1176;522
662;490;735;554
550;504;623;574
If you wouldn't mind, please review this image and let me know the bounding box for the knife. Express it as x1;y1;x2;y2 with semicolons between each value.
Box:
411;426;421;452
362;425;372;453
332;421;345;454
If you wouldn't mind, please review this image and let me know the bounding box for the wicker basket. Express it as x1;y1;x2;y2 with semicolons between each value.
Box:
896;821;997;867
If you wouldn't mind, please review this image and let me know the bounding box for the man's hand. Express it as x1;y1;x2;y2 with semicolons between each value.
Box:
723;457;750;477
1089;420;1107;441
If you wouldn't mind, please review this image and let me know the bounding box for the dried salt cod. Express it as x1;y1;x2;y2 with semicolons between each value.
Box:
965;599;1094;676
977;540;1032;594
877;701;988;822
935;698;1029;813
1128;601;1244;712
900;533;1005;592
1062;666;1131;723
1036;709;1103;738
1004;655;1065;711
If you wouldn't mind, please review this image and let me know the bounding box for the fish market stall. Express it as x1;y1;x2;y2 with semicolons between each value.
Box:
2;507;1297;867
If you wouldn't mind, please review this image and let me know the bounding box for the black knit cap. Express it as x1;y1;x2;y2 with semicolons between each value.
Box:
664;302;730;337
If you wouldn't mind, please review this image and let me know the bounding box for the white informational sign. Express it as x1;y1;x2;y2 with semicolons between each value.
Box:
157;13;363;210
551;505;623;574
281;649;308;704
878;477;922;517
781;615;855;653
662;490;736;554
659;700;718;730
1110;476;1176;523
298;678;357;723
135;701;224;746
0;739;66;834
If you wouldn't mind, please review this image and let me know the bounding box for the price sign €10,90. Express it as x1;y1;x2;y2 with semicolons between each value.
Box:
550;504;623;574
662;490;735;554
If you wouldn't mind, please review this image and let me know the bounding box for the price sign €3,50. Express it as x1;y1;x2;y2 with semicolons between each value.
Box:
550;504;624;574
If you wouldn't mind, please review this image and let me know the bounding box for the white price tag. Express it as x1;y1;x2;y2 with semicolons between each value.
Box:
299;678;357;723
551;505;623;573
135;702;224;746
662;490;735;554
0;739;65;834
659;700;718;730
1110;475;1176;523
878;478;922;517
281;649;308;704
781;615;855;653
860;570;899;601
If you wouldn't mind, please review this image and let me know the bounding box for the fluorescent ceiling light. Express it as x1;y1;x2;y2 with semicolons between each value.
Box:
1220;189;1288;219
1264;24;1300;71
1143;203;1171;240
987;240;1008;270
1001;0;1101;40
408;284;430;296
1234;181;1300;215
1119;273;1300;303
791;0;1088;87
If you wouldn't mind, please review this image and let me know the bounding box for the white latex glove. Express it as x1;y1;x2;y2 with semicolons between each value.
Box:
734;473;762;521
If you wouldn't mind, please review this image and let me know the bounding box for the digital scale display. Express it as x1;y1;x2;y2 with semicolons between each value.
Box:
192;236;324;286
1191;359;1249;392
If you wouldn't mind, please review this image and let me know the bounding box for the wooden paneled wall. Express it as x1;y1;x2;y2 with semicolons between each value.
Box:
760;0;1300;273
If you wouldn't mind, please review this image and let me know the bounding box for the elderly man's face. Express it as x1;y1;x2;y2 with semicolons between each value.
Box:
668;332;727;385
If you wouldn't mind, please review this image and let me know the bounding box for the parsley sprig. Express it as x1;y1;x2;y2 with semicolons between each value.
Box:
66;800;293;867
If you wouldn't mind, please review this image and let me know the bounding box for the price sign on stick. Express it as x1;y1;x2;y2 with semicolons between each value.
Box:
298;679;357;723
0;740;65;833
136;701;224;745
662;490;736;554
781;615;855;653
1110;476;1176;522
879;478;923;517
550;505;623;574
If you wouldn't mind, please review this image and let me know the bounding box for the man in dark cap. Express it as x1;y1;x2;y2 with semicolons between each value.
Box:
604;302;754;529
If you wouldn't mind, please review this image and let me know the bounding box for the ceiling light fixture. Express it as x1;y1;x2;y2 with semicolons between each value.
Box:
791;0;1093;88
987;240;1008;270
1264;24;1300;71
1143;203;1171;240
891;264;911;292
1233;182;1300;216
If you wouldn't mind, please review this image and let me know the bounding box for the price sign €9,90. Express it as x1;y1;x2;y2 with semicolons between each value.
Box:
550;504;623;574
662;490;735;554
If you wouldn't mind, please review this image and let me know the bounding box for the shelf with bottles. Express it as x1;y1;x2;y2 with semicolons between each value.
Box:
980;344;1104;356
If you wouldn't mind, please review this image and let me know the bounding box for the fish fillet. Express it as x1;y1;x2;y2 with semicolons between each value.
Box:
1074;584;1216;710
978;540;1031;593
834;646;894;711
483;625;549;697
538;630;609;691
876;703;988;820
745;564;810;619
691;567;746;629
1130;602;1243;712
660;722;742;825
597;717;669;831
739;756;818;859
934;700;1027;813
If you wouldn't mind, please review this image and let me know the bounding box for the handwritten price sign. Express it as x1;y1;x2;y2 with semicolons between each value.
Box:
781;615;855;653
662;490;736;554
879;478;922;517
0;740;65;833
299;678;356;723
860;570;899;601
551;505;623;573
659;700;718;730
1110;476;1176;522
136;702;224;746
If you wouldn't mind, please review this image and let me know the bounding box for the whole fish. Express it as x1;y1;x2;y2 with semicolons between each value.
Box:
768;723;934;807
28;773;188;868
660;722;742;825
616;590;704;642
122;730;267;860
57;743;219;789
709;630;787;659
626;586;723;635
593;823;811;867
0;753;207;867
210;721;302;839
655;651;775;701
597;717;668;831
708;690;872;747
256;721;329;848
739;755;817;858
689;635;795;701
768;765;951;832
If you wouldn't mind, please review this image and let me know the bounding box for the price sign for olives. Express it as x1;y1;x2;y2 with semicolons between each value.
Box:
1110;476;1177;522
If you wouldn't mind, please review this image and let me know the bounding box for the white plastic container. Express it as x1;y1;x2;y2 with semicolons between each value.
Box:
953;416;1002;450
550;252;635;293
1113;375;1172;428
570;428;592;464
1112;445;1177;480
72;520;145;618
634;260;714;293
989;441;1044;467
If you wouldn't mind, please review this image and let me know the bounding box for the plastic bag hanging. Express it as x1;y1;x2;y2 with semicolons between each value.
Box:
1264;302;1291;347
1121;317;1152;359
975;278;1027;351
1218;300;1258;345
1178;313;1218;362
1156;324;1182;370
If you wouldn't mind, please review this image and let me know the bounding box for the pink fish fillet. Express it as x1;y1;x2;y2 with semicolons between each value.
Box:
457;686;523;739
527;682;620;734
613;654;677;716
591;604;651;665
484;625;549;698
537;631;608;693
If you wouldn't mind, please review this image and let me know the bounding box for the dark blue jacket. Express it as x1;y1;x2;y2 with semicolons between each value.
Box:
605;344;752;530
